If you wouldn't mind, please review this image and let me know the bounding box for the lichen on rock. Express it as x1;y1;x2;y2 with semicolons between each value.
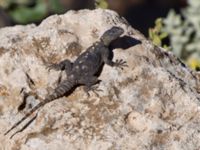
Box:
0;9;200;150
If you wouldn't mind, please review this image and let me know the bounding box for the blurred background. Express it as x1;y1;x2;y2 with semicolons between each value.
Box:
1;0;200;70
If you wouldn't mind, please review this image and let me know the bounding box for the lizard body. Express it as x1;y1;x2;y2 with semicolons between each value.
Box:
4;26;127;137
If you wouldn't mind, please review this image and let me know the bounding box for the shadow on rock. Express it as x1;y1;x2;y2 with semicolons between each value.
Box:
109;36;141;50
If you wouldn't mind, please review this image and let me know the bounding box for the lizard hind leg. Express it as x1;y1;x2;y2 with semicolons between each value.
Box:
78;76;102;96
47;59;73;75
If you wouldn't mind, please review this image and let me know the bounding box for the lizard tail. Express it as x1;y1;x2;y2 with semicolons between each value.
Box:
48;79;76;102
4;102;45;136
4;79;75;136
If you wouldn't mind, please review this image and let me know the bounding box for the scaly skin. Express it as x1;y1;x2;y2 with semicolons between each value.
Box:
4;26;127;138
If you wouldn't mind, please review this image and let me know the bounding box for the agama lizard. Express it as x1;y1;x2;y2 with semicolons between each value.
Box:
4;26;127;137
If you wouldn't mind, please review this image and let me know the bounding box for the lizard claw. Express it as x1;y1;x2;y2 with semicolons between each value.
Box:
114;59;128;70
46;63;59;72
84;85;102;97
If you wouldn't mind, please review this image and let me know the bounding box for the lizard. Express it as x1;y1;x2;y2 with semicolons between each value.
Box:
4;26;127;137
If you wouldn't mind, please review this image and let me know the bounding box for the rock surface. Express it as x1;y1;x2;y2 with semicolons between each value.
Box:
1;9;200;150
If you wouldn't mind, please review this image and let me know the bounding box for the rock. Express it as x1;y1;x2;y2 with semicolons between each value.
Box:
0;8;200;150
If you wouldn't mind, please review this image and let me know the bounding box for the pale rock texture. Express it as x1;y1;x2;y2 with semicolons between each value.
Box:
0;9;200;150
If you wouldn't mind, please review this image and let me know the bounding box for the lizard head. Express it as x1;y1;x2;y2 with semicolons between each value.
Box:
100;26;124;46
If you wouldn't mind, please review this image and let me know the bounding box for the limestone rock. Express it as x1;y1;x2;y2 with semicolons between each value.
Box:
0;9;200;150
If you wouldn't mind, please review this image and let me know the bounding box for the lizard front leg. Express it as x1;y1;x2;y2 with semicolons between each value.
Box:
102;47;128;69
47;59;73;75
112;59;128;70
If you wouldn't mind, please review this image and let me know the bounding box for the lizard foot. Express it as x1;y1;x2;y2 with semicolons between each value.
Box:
114;59;128;70
46;63;61;72
84;85;103;97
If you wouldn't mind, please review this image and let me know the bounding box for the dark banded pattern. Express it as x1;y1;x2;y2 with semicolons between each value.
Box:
4;79;75;136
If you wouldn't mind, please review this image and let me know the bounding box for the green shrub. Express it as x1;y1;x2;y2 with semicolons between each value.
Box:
0;0;64;24
95;0;108;9
148;18;169;49
162;0;200;70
